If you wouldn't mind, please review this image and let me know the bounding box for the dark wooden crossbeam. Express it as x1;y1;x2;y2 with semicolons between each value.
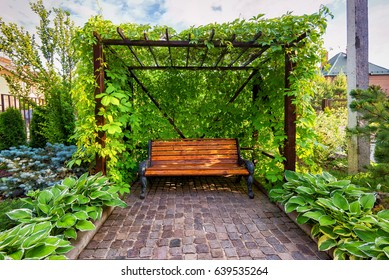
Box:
241;45;271;67
127;68;186;139
128;66;253;70
228;69;258;104
228;31;262;67
166;29;173;66
117;28;144;67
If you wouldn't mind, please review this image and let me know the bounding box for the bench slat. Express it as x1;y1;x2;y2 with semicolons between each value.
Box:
152;155;237;161
151;159;238;165
145;169;249;176
152;144;237;151
152;149;237;156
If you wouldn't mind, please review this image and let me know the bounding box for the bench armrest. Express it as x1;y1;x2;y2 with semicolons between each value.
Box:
239;157;254;175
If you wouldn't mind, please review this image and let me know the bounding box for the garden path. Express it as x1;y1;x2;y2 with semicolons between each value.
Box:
78;177;330;260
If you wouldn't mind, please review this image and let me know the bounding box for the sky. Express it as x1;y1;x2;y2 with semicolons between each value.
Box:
1;0;388;68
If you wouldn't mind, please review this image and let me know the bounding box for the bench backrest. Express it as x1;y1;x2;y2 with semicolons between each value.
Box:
149;138;240;166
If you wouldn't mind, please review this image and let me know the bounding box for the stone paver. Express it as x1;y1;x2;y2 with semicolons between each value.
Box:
78;177;330;260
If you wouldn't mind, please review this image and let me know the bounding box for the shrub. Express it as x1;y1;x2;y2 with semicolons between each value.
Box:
0;143;87;198
0;199;28;232
0;107;26;150
29;106;48;148
312;107;347;170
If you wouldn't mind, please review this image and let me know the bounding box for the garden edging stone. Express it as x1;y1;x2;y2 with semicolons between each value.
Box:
66;206;115;259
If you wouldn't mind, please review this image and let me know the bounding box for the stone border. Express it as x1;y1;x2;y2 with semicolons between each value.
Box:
65;206;115;260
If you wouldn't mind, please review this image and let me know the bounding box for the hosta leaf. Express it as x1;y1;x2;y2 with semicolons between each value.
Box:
377;209;389;221
55;245;74;254
64;228;77;240
339;242;367;258
288;196;306;206
62;177;76;187
376;253;389;260
45;255;68;260
327;180;351;188
303;211;324;221
375;236;389;247
284;170;299;181
76;220;95;231
296;205;311;212
6;208;33;221
353;228;378;242
21;228;51;249
25;245;57;259
56;214;77;228
333;248;347;260
322;172;337;183
284;202;299;213
38;202;51;214
316;198;337;211
318;235;337;251
378;222;389;233
359;193;375;210
77;194;90;204
296;213;310;225
358;243;381;258
319;215;336;226
103;199;127;208
349;201;361;215
74;211;89;220
332;193;349;211
8;250;24;260
37;189;53;205
333;226;352;236
359;215;377;224
319;226;338;239
295;186;315;195
383;246;389;258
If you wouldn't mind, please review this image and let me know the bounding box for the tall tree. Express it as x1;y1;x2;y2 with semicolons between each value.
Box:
0;0;75;145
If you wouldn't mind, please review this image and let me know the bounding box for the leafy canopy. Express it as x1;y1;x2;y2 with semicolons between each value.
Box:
71;7;331;191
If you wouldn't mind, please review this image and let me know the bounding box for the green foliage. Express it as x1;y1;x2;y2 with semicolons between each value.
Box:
311;107;347;170
0;199;27;232
312;73;347;110
0;0;75;145
29;106;49;148
349;86;389;191
71;9;330;189
0;107;26;150
270;171;389;259
0;172;126;259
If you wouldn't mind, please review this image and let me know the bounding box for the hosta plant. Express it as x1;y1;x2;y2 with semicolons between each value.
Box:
1;172;126;259
270;171;389;260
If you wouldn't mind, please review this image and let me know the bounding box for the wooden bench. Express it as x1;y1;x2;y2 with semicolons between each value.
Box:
138;138;254;199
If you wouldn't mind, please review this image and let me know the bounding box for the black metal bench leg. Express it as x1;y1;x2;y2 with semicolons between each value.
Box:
140;175;147;199
244;159;255;199
139;160;150;199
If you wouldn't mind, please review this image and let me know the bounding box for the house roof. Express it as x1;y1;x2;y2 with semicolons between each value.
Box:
322;52;389;76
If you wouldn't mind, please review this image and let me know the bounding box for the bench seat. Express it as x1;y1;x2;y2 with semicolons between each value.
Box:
139;138;254;199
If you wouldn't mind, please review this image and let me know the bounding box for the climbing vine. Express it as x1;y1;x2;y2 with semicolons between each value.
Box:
71;7;331;193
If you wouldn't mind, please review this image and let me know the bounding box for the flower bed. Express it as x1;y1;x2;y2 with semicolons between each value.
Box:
270;171;389;260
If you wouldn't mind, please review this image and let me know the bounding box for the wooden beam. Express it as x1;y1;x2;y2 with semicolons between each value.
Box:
127;68;186;139
283;51;296;171
241;45;271;67
128;66;254;71
166;29;173;66
93;31;106;175
228;69;259;104
117;27;144;67
186;34;191;67
228;31;262;67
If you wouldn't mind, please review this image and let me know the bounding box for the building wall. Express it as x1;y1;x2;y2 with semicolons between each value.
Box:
369;75;389;93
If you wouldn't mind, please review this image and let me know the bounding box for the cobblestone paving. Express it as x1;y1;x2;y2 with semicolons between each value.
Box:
78;177;330;260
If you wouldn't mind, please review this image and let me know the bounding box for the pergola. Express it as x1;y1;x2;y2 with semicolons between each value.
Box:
92;27;308;175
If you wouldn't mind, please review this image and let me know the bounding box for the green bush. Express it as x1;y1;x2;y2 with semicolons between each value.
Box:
270;171;389;260
0;107;26;150
0;199;28;232
312;107;347;170
29;106;48;148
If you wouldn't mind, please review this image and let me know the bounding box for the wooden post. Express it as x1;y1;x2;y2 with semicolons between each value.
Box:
284;51;296;171
347;0;370;173
93;32;106;175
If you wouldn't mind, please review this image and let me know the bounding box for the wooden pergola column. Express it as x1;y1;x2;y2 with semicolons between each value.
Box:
93;32;106;174
283;51;296;171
